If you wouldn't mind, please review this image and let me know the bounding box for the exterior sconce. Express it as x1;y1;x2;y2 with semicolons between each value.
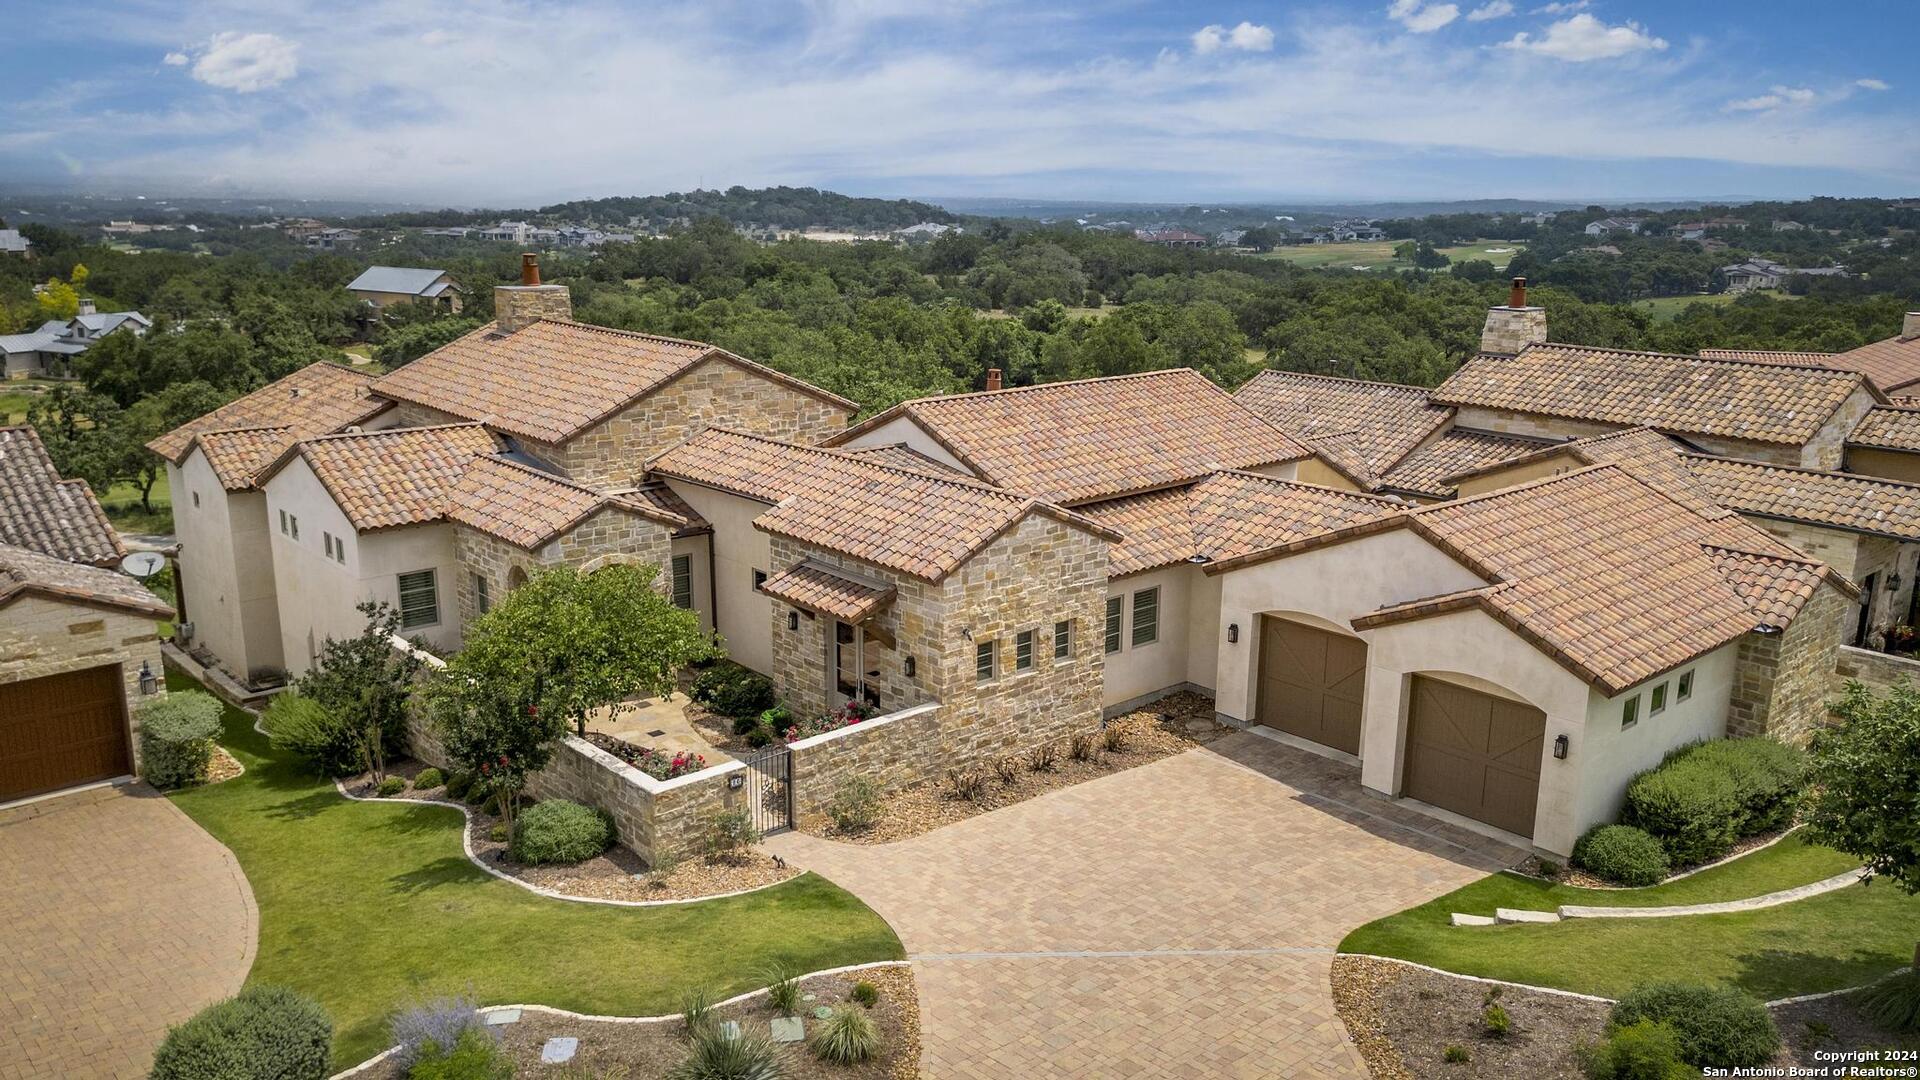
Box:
1227;623;1240;644
1553;734;1569;760
1888;572;1903;594
904;656;916;677
138;660;158;695
788;611;800;631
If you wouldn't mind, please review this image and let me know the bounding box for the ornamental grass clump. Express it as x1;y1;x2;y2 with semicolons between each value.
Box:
828;775;882;833
763;961;801;1014
669;1024;786;1080
809;1006;880;1064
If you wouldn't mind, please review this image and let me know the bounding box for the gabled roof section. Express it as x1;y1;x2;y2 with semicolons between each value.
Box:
193;426;297;492
1682;454;1920;542
0;426;123;566
1697;348;1836;365
1821;333;1920;395
371;320;856;446
834;442;973;479
263;424;499;531
826;369;1310;505
759;561;897;623
1848;405;1920;453
650;428;1115;582
1233;370;1451;479
0;542;172;618
345;266;453;296
147;362;389;464
1433;343;1871;447
1376;428;1551;499
444;456;705;550
1078;472;1399;577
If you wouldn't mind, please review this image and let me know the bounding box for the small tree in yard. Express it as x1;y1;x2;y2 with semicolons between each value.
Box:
1804;680;1920;1028
425;564;712;832
296;601;424;782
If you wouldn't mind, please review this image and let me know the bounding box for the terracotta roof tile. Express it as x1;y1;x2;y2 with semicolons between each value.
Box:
1683;454;1920;541
193;425;296;491
1821;333;1920;394
445;458;708;550
1848;405;1920;453
835;443;972;478
0;541;171;617
1234;370;1450;476
758;561;897;622
1377;429;1549;499
650;429;1113;581
371;320;854;446
829;370;1309;505
0;427;123;566
147;362;388;463
1697;348;1837;365
1078;473;1399;577
266;424;499;531
1700;545;1826;627
1434;343;1867;446
611;483;704;533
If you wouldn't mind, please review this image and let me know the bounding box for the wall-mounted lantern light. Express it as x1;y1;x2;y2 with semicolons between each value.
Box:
1553;733;1569;760
788;611;800;631
138;660;158;695
1888;572;1903;594
1227;623;1240;644
904;656;916;677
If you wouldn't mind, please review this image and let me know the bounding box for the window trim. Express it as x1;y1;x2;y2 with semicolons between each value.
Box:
474;573;491;615
975;639;996;683
1130;586;1160;647
1015;629;1035;671
1103;596;1122;654
1053;619;1072;662
752;569;768;592
1621;694;1640;729
1650;681;1668;716
278;508;288;535
396;568;440;630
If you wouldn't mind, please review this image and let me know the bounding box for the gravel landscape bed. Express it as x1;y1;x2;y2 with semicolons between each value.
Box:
814;692;1232;845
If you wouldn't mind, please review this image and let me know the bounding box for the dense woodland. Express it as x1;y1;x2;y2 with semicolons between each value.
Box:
2;193;1915;526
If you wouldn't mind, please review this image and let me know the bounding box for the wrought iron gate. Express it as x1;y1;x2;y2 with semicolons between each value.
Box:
738;743;793;835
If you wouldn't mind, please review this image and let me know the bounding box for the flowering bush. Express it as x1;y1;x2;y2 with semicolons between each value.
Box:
783;700;878;743
586;732;707;780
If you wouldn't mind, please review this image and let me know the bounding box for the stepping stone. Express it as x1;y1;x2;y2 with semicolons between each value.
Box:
802;993;817;1002
770;1017;805;1043
719;1020;741;1040
1450;912;1498;927
1494;907;1561;924
813;1006;835;1020
483;1008;522;1026
540;1038;578;1064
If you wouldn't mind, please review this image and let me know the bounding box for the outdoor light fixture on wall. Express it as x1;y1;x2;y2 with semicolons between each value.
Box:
1888;572;1903;593
138;660;157;695
1227;623;1240;644
1553;734;1569;760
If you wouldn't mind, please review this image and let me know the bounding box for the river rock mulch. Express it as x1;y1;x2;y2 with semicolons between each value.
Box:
345;759;799;902
810;692;1232;845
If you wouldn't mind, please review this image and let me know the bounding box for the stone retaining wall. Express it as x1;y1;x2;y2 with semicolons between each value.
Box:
1834;644;1920;689
787;702;942;827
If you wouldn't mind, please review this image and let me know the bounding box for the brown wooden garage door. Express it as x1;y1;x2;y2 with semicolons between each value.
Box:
1257;616;1367;755
1403;676;1545;839
0;665;131;802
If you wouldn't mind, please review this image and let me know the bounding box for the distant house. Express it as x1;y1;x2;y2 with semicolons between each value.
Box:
1;299;151;379
1134;228;1208;248
1214;229;1248;247
1674;222;1708;241
894;222;957;240
1720;258;1850;293
1772;220;1808;232
345;267;464;313
1584;217;1642;237
475;221;534;243
0;229;29;256
304;228;360;251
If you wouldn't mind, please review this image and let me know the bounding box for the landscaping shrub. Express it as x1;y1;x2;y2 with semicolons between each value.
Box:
1028;741;1057;772
764;961;800;1014
1673;738;1807;836
740;704;790;737
1101;723;1127;753
850;980;879;1007
407;1027;512;1080
489;823;508;843
261;692;362;778
944;767;988;803
1573;824;1671;886
691;662;776;719
1611;983;1780;1068
377;776;407;797
828;775;882;833
138;691;223;790
445;770;473;800
1482;1002;1512;1038
390;994;485;1071
705;807;759;862
1442;1044;1469;1064
1578;1020;1692;1080
1860;968;1920;1032
149;984;331;1080
668;1023;785;1080
992;756;1020;786
742;722;776;748
680;986;716;1034
1068;732;1098;762
510;799;615;865
1622;757;1741;866
809;1005;880;1064
412;767;444;790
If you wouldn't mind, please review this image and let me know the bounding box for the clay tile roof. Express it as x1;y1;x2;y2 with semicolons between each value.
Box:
445;458;708;550
758;561;897;622
1697;348;1837;365
1377;429;1550;499
610;483;705;533
1700;545;1827;627
1234;370;1450;476
265;424;499;531
1433;343;1868;446
370;320;854;446
835;442;972;479
1847;405;1920;453
650;428;1115;581
0;541;171;617
1821;333;1920;395
194;425;297;492
1483;426;1733;519
1078;472;1399;577
1682;454;1920;541
828;369;1309;505
0;426;123;566
147;362;388;463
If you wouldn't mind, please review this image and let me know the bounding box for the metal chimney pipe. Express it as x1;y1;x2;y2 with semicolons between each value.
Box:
1509;277;1528;308
521;253;541;286
985;368;1003;391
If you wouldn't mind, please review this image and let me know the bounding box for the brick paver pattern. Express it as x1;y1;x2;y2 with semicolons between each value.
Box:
771;731;1524;1080
0;784;257;1080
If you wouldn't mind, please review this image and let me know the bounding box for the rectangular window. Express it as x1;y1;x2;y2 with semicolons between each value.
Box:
191;491;200;508
1131;587;1159;647
1104;596;1122;653
323;532;333;558
278;509;288;535
397;569;439;630
1054;620;1072;661
335;537;346;565
288;514;299;541
975;639;996;683
671;554;693;609
1621;694;1640;729
475;573;490;615
1650;682;1668;715
1015;629;1035;671
752;569;768;592
1677;670;1693;701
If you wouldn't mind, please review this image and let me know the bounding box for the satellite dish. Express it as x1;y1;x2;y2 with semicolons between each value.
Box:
119;551;166;579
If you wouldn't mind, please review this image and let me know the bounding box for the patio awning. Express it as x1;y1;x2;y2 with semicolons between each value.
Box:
759;561;896;623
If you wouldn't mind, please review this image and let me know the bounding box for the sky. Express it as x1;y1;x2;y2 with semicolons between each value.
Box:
4;1;1916;207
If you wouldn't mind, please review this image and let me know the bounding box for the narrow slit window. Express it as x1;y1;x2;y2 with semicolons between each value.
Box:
1621;694;1640;729
1650;682;1668;715
975;639;996;683
1015;629;1034;671
671;554;693;609
1104;596;1122;654
1677;670;1693;701
1053;620;1072;661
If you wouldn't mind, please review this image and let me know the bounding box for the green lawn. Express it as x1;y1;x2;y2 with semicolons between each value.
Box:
101;478;174;536
1632;291;1801;322
1339;833;1917;1000
1255;238;1524;272
166;671;905;1070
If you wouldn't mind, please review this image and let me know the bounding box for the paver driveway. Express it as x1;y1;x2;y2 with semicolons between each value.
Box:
0;784;256;1080
770;731;1524;1080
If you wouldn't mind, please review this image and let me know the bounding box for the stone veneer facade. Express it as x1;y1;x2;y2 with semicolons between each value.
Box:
451;506;680;628
1728;582;1850;741
1;596;164;773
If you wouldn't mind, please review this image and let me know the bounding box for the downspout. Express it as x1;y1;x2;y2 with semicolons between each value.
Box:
704;533;719;639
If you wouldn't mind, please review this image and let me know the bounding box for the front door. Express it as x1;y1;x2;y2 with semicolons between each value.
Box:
834;622;880;709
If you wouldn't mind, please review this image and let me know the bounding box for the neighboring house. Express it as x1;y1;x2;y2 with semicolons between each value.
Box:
1134;229;1209;248
0;426;171;804
0;300;151;379
345;266;464;313
1720;258;1849;294
304;228;360;251
0;229;29;255
1584;217;1641;236
894;222;956;240
1214;229;1247;247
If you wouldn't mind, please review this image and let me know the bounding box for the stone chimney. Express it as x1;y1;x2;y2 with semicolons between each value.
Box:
1479;277;1547;356
77;297;96;317
493;253;571;334
1903;311;1920;341
985;367;1003;391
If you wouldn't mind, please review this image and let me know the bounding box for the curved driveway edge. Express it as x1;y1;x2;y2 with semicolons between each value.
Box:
0;783;257;1080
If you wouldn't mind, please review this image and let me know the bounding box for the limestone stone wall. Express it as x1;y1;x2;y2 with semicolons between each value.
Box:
1728;582;1850;741
1803;387;1882;471
554;360;851;489
1835;644;1920;689
384;401;474;430
452;508;678;632
1478;307;1547;356
765;535;938;718
2;596;163;772
494;285;574;334
787;703;942;828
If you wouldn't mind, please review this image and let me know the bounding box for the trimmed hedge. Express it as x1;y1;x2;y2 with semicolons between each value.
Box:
1611;982;1780;1069
691;662;776;719
1675;738;1806;836
149;984;331;1080
1623;737;1805;866
1572;824;1671;886
138;692;223;790
510;799;615;864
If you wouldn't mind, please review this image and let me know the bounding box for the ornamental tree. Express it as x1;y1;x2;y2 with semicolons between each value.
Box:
1804;679;1920;968
297;601;425;781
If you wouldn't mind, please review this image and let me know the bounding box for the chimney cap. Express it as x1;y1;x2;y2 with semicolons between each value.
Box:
520;252;541;286
985;367;1003;392
1508;277;1528;308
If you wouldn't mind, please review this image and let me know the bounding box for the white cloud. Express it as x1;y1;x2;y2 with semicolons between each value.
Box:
1724;85;1816;112
189;31;298;93
1192;21;1273;54
1498;14;1667;61
1467;2;1515;21
1856;78;1890;91
162;51;188;66
1389;0;1460;33
1532;1;1589;12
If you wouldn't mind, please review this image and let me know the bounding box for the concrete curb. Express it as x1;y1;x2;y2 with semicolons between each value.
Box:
328;960;913;1079
1340;954;1907;1008
1558;868;1867;919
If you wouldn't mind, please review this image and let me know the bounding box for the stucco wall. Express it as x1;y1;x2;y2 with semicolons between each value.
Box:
1846;447;1920;484
663;480;775;674
1103;564;1207;708
0;595;162;774
170;454;284;680
1447;407;1801;467
1575;644;1737;837
834;415;980;477
1451;450;1583;499
1292;457;1364;492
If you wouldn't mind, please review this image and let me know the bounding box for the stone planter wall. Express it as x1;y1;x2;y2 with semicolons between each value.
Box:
1834;644;1920;689
787;702;942;827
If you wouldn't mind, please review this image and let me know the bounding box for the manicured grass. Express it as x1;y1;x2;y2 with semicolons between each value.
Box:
1339;833;1917;1000
100;479;173;536
166;672;905;1070
1253;238;1524;272
1632;291;1802;322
